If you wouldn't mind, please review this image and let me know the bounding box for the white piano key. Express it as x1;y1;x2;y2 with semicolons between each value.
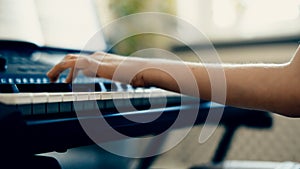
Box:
32;93;48;104
121;91;133;99
48;93;63;102
133;88;144;98
149;88;166;98
62;93;75;102
72;92;89;112
127;90;135;99
31;93;48;115
164;90;181;97
143;89;152;98
141;89;152;106
89;92;101;101
111;91;126;108
113;91;132;108
89;93;101;109
75;92;89;101
101;92;112;100
112;91;124;99
60;93;75;113
0;93;33;105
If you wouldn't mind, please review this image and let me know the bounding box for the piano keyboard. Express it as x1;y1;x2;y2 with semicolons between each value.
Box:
0;81;194;117
0;50;198;117
0;50;272;159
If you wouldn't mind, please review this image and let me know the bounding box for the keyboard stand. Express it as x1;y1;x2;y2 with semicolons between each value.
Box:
136;107;273;169
188;107;273;169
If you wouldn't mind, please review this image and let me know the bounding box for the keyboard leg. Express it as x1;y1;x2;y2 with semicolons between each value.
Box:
136;134;169;169
136;156;159;169
211;126;237;164
189;126;238;169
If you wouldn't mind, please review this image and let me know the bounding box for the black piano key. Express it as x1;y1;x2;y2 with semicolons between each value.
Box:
0;57;7;71
16;83;102;93
102;81;118;91
42;83;71;92
71;83;101;92
0;84;19;93
16;83;72;93
119;83;132;91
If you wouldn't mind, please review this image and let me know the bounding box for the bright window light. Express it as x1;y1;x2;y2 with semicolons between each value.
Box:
241;0;300;32
212;0;237;28
177;0;300;42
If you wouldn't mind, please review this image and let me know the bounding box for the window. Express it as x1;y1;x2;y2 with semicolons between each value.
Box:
177;0;300;43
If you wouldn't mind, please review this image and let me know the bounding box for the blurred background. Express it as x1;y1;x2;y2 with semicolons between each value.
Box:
45;1;300;168
95;0;300;56
2;0;299;168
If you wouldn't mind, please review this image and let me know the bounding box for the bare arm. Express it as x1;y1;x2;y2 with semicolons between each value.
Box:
47;46;300;117
135;48;300;117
